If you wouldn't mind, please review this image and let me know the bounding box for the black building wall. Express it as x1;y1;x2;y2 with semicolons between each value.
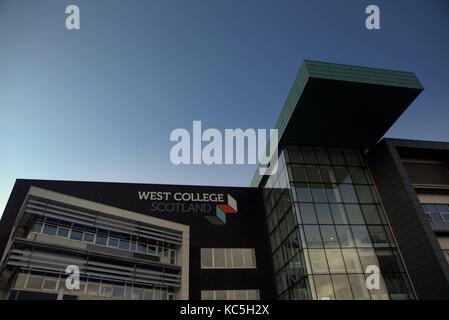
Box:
0;179;276;300
366;139;449;299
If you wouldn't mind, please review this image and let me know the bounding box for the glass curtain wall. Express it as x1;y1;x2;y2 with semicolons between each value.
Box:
263;146;415;300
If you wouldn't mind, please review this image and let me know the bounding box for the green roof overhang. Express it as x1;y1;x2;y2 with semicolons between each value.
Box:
251;60;423;187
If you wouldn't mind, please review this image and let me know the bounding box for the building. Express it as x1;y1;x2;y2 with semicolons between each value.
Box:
1;60;448;300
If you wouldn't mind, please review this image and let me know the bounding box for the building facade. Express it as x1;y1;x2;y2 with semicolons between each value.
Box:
1;60;448;300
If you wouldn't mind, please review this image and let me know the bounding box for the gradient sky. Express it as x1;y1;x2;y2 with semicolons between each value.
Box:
0;0;448;217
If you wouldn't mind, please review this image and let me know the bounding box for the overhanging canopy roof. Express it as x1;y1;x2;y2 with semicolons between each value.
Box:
276;60;423;148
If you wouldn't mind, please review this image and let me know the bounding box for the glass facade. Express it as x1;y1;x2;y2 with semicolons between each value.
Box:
263;146;414;300
422;203;449;230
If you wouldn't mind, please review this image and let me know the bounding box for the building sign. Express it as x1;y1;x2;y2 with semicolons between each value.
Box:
137;191;237;225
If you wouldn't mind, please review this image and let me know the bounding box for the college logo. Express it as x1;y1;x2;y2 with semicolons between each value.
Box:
206;194;238;225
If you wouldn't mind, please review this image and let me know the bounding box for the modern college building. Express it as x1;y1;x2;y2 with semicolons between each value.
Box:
1;60;448;300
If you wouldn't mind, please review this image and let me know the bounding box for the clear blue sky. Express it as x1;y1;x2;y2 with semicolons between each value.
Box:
1;0;448;216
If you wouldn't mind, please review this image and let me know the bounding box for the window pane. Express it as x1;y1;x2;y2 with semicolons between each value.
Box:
349;167;367;184
215;290;227;300
119;239;130;250
87;282;100;296
243;249;256;268
361;205;382;224
358;248;379;271
302;147;317;164
288;147;303;163
315;204;333;224
31;222;43;233
345;204;365;224
304;226;323;248
313;275;335;300
334;167;352;184
355;185;374;203
232;249;244;268
291;165;307;182
308;249;329;274
320;225;339;247
84;233;95;242
295;184;313;202
214;248;226;268
341;248;363;273
137;242;147;253
201;290;214;300
330;204;348;224
299;203;317;224
336;226;355;247
320;167;336;183
70;230;83;241
348;274;370;300
332;275;353;300
247;290;259;300
42;224;57;236
201;248;213;268
108;237;119;248
310;184;327;202
96;233;107;246
326;249;346;273
368;226;389;247
324;184;342;203
27;275;44;289
306;166;322;183
351;226;372;247
57;227;69;238
339;185;358;203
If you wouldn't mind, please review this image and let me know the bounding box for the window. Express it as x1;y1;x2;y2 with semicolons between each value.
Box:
119;238;130;250
308;249;329;274
313;275;335;300
304;226;323;248
341;249;362;273
84;232;95;242
339;184;358;203
348;274;370;300
27;274;44;289
320;225;339;247
201;248;213;268
345;204;365;224
31;221;43;233
214;249;226;268
299;203;317;224
42;224;57;236
108;237;119;248
326;249;346;273
201;289;259;300
336;225;355;247
295;184;312;202
95;233;108;246
330;204;348;224
70;229;83;241
355;185;374;203
315;204;333;224
137;242;147;253
351;225;372;247
361;205;382;224
332;275;353;300
57;227;70;238
42;277;58;291
201;248;256;269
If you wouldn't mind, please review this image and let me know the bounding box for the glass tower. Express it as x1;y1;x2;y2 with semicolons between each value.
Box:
262;146;415;300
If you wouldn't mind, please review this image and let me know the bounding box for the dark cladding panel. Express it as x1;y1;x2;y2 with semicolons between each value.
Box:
367;139;449;299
